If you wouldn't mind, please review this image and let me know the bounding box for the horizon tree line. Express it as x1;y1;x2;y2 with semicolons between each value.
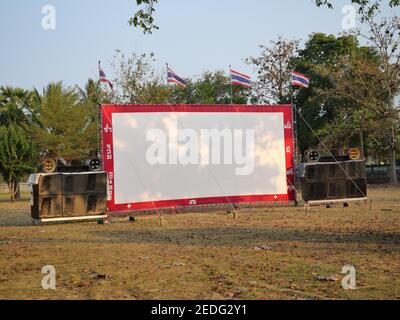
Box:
1;14;399;199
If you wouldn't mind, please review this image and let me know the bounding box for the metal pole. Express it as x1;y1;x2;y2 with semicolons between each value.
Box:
290;83;299;165
229;65;233;104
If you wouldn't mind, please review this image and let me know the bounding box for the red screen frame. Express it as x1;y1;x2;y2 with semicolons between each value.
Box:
101;104;295;213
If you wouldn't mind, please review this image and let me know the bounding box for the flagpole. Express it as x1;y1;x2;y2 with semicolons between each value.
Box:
97;61;102;161
166;63;169;86
166;63;171;105
229;65;233;104
289;74;300;206
290;76;299;166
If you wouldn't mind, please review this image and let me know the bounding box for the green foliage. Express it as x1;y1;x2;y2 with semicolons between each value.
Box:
129;0;159;34
0;124;38;199
129;1;400;34
0;87;33;126
29;82;98;161
170;71;249;105
247;37;299;104
112;51;169;103
289;33;380;155
77;78;113;107
112;52;250;104
0;86;38;199
314;0;400;19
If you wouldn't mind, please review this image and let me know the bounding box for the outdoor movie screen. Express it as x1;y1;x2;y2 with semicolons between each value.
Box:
101;104;295;213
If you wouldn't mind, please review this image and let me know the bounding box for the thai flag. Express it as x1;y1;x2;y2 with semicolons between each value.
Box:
167;64;186;87
230;68;251;88
98;62;113;91
291;71;310;88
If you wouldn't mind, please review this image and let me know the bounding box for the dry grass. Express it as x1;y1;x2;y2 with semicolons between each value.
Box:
0;186;399;300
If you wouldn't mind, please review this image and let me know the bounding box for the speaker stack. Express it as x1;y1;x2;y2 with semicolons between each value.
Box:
29;172;107;222
300;149;367;203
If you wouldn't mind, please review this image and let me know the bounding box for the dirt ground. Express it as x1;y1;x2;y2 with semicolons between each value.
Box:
0;186;399;300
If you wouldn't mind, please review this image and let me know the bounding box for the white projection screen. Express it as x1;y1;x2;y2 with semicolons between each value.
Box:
101;105;295;213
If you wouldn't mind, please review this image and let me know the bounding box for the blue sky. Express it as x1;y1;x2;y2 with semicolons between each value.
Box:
0;0;398;90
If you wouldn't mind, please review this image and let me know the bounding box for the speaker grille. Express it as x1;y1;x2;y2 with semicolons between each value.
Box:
301;160;367;202
38;196;63;218
39;175;62;195
347;179;367;198
32;172;107;219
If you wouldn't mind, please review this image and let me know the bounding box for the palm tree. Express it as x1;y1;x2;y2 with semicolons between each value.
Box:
0;86;33;126
29;82;98;163
0;87;37;200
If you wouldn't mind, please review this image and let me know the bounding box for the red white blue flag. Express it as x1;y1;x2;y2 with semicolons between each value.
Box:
98;61;113;91
291;71;310;88
230;68;251;88
167;64;186;87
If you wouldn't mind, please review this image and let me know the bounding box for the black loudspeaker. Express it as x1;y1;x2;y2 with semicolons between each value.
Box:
62;173;107;195
301;160;367;202
304;182;327;200
31;172;107;220
63;194;107;217
39;174;63;195
347;179;367;198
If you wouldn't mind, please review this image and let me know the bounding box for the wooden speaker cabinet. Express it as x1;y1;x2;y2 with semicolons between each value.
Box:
301;160;367;203
29;172;107;222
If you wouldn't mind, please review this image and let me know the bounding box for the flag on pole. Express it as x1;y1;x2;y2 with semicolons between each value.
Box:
167;64;186;87
98;61;113;91
230;68;251;88
291;71;310;88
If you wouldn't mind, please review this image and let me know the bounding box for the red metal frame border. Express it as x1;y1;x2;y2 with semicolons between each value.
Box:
100;104;295;213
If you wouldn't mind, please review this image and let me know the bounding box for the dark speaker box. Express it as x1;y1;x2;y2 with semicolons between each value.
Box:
346;161;366;179
32;172;107;220
62;173;107;195
86;194;107;215
302;181;327;201
38;174;63;196
38;195;63;218
326;163;347;180
301;160;367;202
305;165;327;181
327;180;347;199
63;194;107;217
347;179;367;198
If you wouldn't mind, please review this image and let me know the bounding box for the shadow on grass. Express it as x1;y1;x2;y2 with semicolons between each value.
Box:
92;227;400;248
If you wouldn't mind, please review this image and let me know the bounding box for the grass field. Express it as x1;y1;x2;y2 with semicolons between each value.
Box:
0;186;399;300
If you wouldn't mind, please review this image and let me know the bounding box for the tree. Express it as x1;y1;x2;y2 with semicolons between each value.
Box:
29;82;98;162
169;70;249;105
316;52;385;158
113;50;250;104
129;1;400;34
0;124;38;201
77;79;113;107
346;16;400;183
0;87;33;126
314;0;400;19
0;86;37;199
247;37;299;104
129;0;159;34
112;51;170;104
289;33;372;155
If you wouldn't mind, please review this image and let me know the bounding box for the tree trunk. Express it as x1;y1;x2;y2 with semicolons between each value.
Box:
7;180;20;201
389;126;398;185
7;181;15;201
14;182;21;200
359;129;365;159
